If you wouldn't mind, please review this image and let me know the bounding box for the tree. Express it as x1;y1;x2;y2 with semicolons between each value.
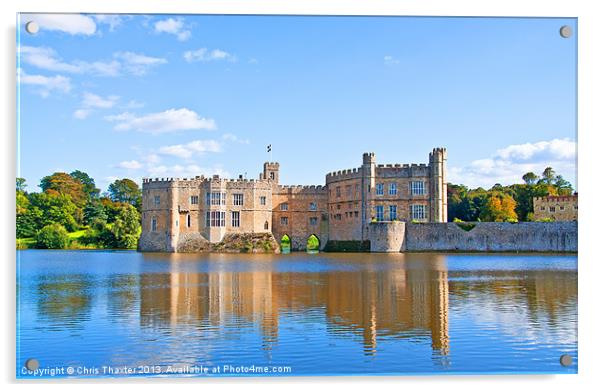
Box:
70;170;100;200
34;223;70;249
16;191;38;238
554;175;574;196
522;172;538;185
108;178;141;208
16;178;27;192
83;201;108;225
28;191;81;231
479;192;518;222
40;172;86;206
540;167;556;185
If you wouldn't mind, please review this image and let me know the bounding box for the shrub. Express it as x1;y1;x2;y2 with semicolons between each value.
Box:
35;223;70;249
456;222;477;232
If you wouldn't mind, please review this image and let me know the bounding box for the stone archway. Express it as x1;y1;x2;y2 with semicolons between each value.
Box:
280;234;291;254
307;234;320;253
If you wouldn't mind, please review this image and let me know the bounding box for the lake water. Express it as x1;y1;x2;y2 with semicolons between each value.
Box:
16;250;577;378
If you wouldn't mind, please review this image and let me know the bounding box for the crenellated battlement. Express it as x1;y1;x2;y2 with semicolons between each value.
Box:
325;167;362;182
276;184;327;193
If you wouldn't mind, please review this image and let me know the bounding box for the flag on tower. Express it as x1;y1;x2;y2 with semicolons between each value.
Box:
267;144;272;153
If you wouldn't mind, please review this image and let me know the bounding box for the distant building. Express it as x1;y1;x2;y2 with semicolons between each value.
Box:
533;194;578;221
139;148;448;252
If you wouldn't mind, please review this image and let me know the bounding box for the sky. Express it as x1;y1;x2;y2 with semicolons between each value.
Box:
17;14;577;193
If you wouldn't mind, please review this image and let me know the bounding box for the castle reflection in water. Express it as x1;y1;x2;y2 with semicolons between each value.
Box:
131;254;576;356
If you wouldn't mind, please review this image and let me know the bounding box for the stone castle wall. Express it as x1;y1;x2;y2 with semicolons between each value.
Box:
367;221;577;253
533;195;578;222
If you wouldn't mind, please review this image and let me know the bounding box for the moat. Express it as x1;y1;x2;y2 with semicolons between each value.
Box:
17;250;577;377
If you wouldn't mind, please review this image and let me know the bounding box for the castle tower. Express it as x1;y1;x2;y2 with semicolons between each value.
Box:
428;148;447;223
167;180;180;251
361;152;376;239
262;162;280;184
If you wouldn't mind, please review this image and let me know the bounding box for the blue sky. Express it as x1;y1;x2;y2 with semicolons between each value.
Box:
17;14;577;193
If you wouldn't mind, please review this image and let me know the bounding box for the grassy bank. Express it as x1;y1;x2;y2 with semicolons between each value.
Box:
17;229;128;250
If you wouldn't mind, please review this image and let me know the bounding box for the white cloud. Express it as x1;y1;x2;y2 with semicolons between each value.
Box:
23;14;96;35
113;51;168;75
183;48;237;63
159;140;223;159
117;160;143;170
125;100;145;109
19;46;165;77
18;68;71;97
154;18;191;41
73;92;119;120
105;108;216;134
448;138;577;188
93;15;126;32
19;46;81;73
384;55;400;66
82;92;119;108
73;109;91;119
222;133;250;144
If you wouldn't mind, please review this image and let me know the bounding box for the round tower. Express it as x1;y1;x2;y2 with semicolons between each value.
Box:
429;148;447;222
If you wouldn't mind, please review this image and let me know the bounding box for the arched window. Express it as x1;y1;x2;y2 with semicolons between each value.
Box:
264;221;269;230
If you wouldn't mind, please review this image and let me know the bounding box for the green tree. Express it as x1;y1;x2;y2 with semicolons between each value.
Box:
16;178;27;192
16;191;39;238
70;170;100;200
554;175;574;196
35;223;70;249
28;191;81;231
83;201;108;225
540;167;556;185
108;178;142;209
522;172;539;185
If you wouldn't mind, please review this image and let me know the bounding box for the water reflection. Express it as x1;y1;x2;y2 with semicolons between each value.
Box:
136;254;451;358
22;251;577;375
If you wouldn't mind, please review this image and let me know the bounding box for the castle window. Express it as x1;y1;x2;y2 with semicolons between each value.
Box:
233;193;244;206
260;196;267;205
389;205;397;220
346;185;352;197
190;195;199;205
549;206;556;213
208;211;226;227
208;192;226;206
309;217;318;226
574;205;578;210
354;211;359;217
280;203;289;211
560;206;565;210
309;202;317;211
154;195;160;206
540;206;545;211
336;187;341;198
376;183;384;195
411;205;426;221
187;214;191;228
375;206;384;221
410;181;425;195
264;221;269;230
206;211;210;227
151;216;157;232
175;219;178;227
337;204;341;210
389;183;397;195
280;216;289;225
269;172;275;180
231;211;240;227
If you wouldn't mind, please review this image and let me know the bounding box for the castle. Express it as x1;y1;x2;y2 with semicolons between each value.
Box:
139;148;447;252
